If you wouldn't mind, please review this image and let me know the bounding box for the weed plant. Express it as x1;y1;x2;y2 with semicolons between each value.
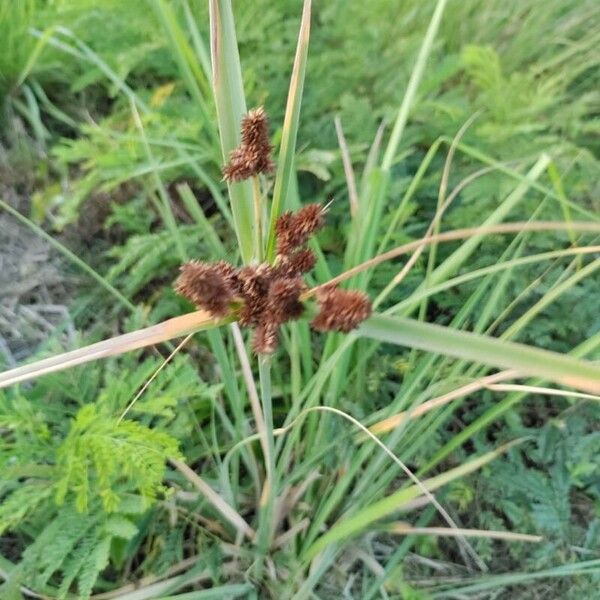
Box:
1;1;600;598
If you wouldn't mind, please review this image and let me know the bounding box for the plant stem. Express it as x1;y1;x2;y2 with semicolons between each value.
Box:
252;176;263;262
255;354;275;573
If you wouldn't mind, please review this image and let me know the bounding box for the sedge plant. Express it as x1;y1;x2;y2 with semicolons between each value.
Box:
1;0;600;598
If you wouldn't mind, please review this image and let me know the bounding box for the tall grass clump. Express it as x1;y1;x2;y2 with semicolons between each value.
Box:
1;0;600;598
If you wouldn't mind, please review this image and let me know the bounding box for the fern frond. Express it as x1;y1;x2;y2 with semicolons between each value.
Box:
20;504;139;599
107;224;207;297
55;404;181;512
77;535;112;599
0;484;53;535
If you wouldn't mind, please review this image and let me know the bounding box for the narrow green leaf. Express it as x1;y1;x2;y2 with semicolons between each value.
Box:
160;586;254;600
255;355;276;573
429;560;600;597
177;183;227;258
304;440;521;560
209;0;254;263
0;198;135;313
446;138;599;222
182;0;212;81
152;0;216;140
346;0;447;274
359;314;600;394
421;329;600;475
266;0;312;261
547;161;578;250
381;0;448;169
424;154;551;292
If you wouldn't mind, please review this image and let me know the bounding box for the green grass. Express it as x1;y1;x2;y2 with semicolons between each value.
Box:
1;0;600;598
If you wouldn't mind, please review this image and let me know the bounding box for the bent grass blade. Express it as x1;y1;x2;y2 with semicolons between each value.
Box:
385;522;542;543
304;440;523;561
0;310;225;390
308;220;600;296
359;314;600;395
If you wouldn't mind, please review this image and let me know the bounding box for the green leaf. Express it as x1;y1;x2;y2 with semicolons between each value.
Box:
104;515;139;540
304;440;521;560
55;404;181;512
359;314;600;394
382;0;449;169
209;0;254;263
159;585;255;599
266;0;312;260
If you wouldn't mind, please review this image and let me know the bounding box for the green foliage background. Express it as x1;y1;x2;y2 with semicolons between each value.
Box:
0;0;599;598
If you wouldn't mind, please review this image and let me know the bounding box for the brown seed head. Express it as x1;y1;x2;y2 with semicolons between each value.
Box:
268;277;305;323
275;204;325;255
212;260;241;293
175;260;235;317
294;203;325;237
289;248;317;274
222;147;252;183
311;287;372;333
252;322;279;354
238;263;274;299
241;107;271;149
174;198;345;354
222;106;274;182
275;211;299;255
275;247;317;278
236;263;274;326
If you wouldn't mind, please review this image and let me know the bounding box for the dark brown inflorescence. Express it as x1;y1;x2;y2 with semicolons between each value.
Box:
222;107;274;183
267;277;305;323
175;202;372;353
275;247;317;279
175;260;238;317
252;322;279;355
311;286;372;333
275;203;325;256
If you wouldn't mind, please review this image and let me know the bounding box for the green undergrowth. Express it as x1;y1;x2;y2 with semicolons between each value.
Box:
1;0;599;598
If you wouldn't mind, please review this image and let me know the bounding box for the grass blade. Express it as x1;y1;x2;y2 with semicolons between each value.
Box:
0;311;223;390
159;585;254;599
422;154;551;293
429;560;600;597
0;198;135;313
368;370;519;435
152;0;216;142
382;0;448;169
255;354;276;574
170;459;255;540
308;220;600;295
209;0;254;262
177;183;227;258
266;0;312;260
387;245;600;314
304;440;521;560
359;314;600;394
385;522;542;543
334;115;359;217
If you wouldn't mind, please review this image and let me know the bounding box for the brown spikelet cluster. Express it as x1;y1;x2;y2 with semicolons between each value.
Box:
275;247;317;278
275;203;325;256
222;107;274;182
311;286;372;333
175;203;372;353
252;322;279;355
175;260;238;317
268;277;305;323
